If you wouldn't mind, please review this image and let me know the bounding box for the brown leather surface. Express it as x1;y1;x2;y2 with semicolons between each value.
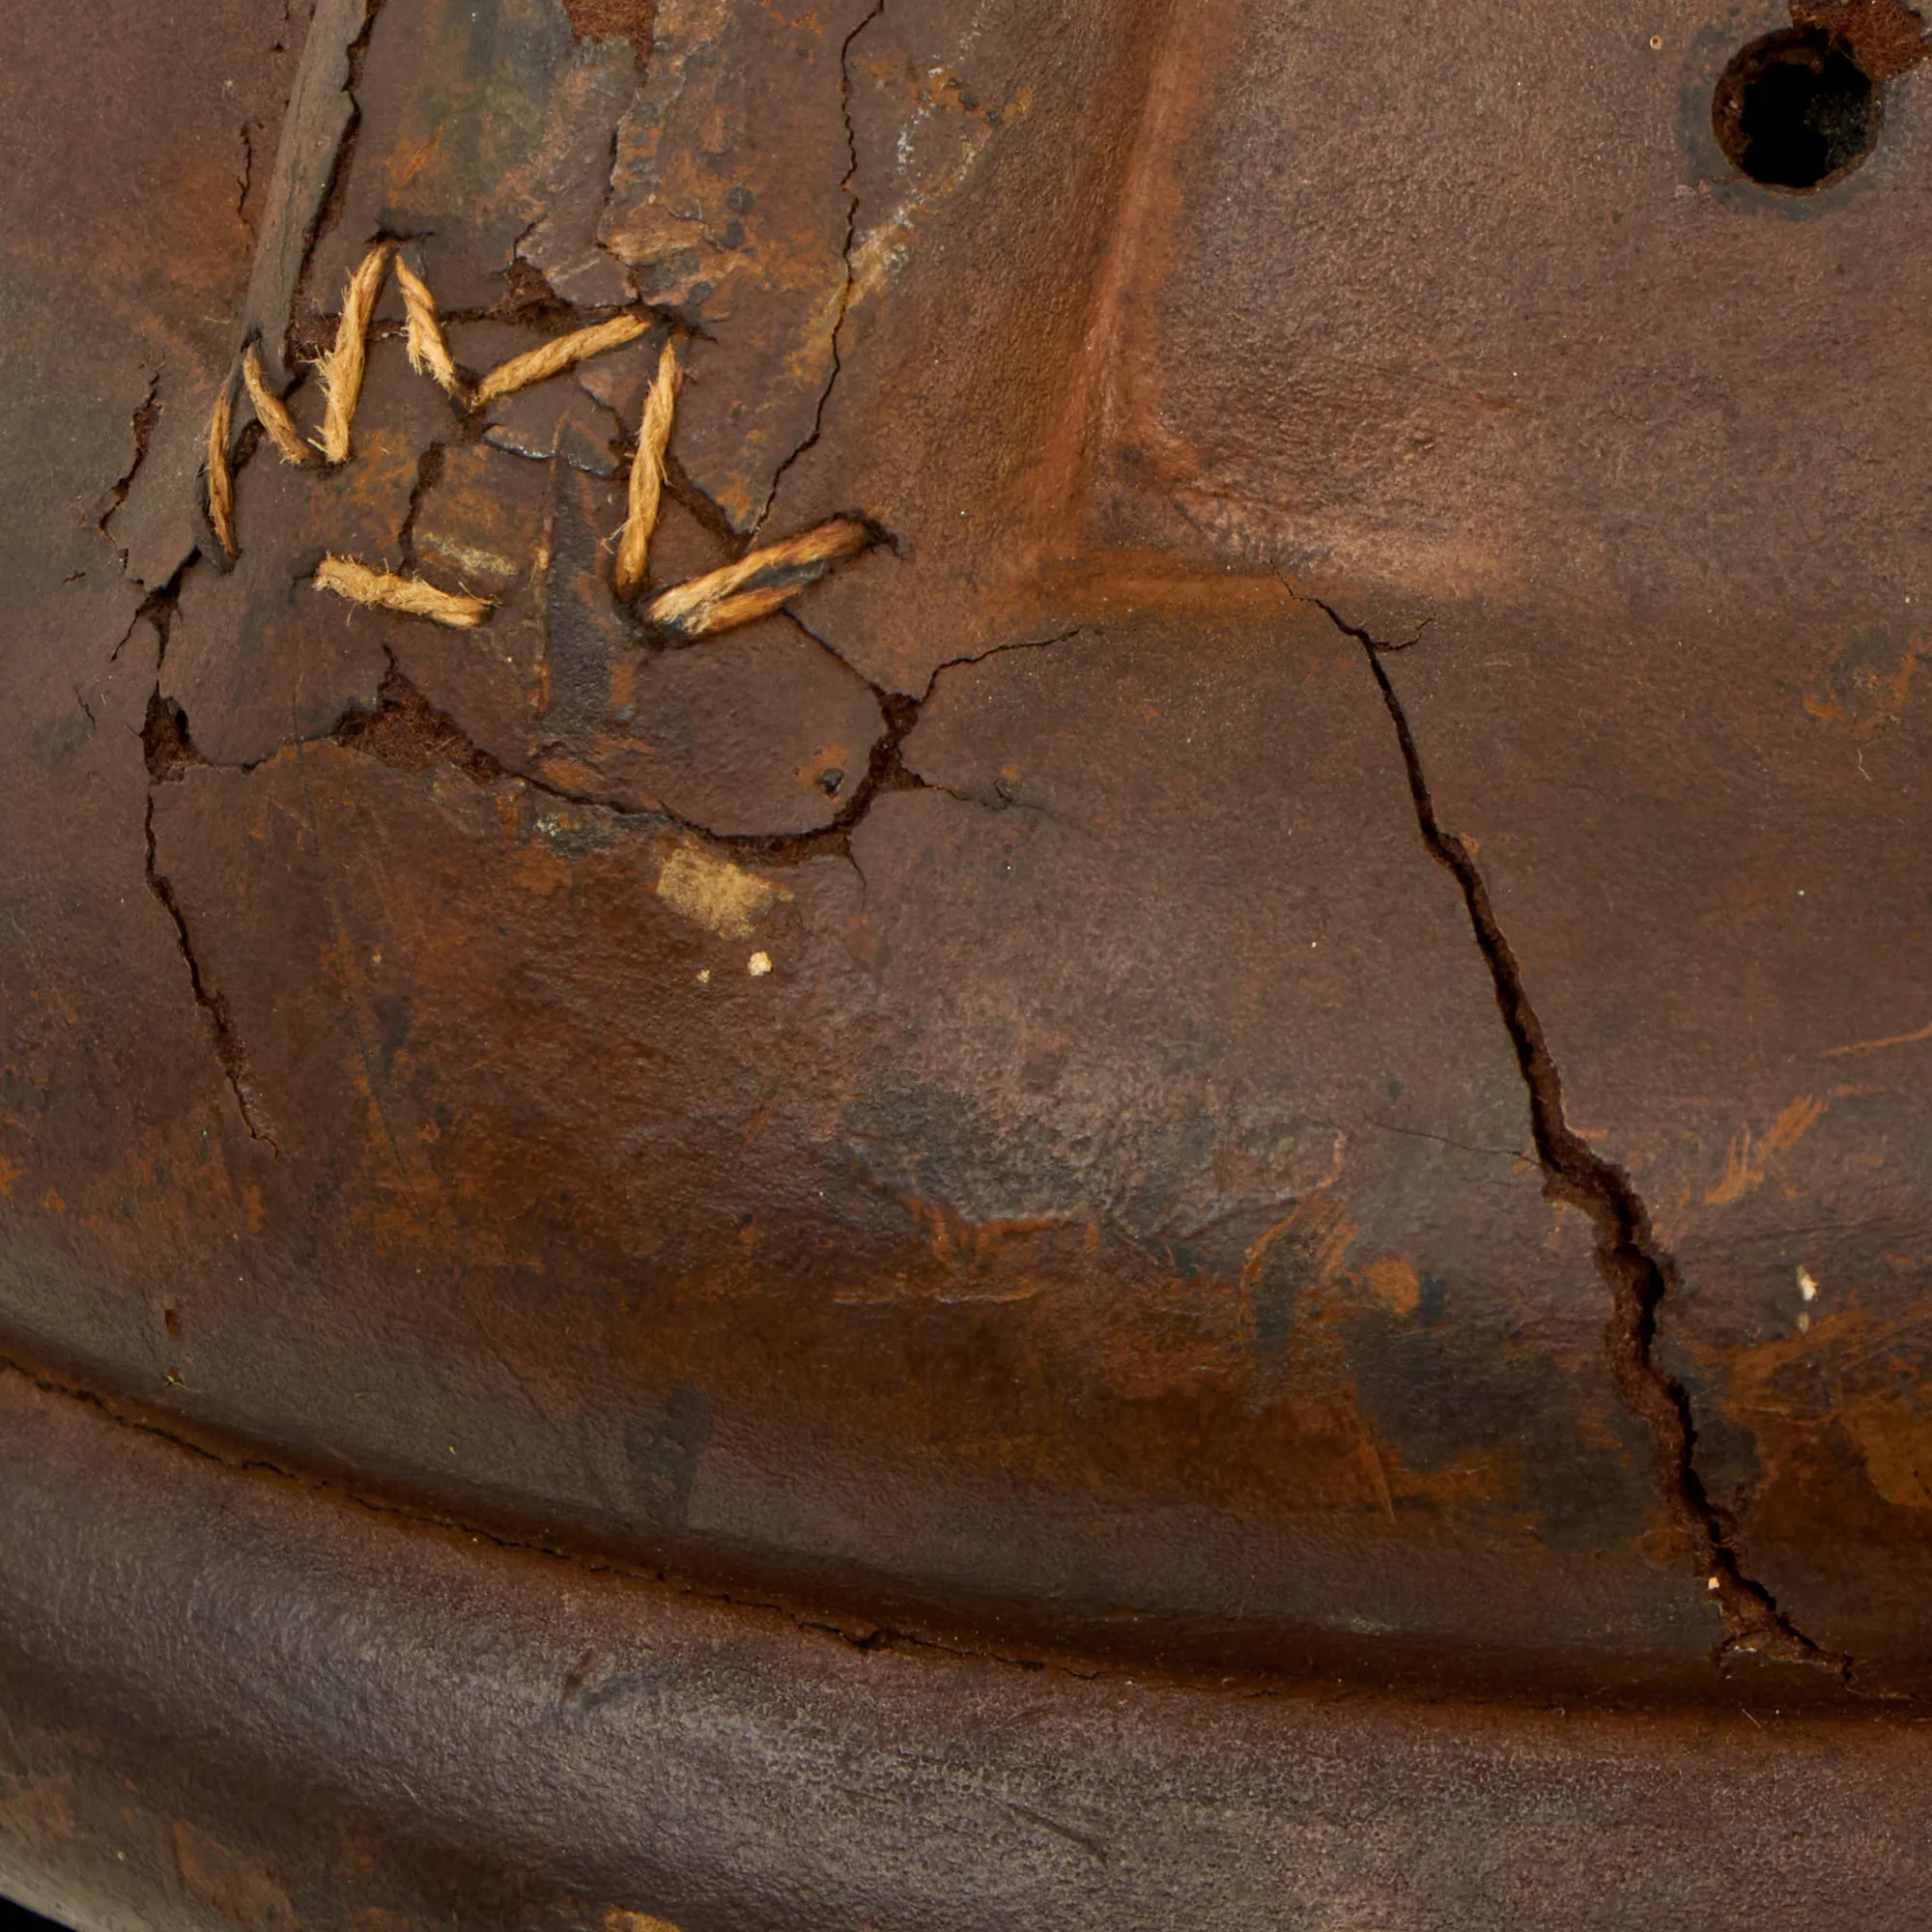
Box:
7;0;1932;1919
8;1367;1932;1932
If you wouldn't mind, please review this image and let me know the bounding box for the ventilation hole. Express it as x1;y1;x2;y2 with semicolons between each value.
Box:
1713;28;1879;189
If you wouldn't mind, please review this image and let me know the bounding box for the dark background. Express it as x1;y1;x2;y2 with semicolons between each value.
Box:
0;1898;62;1928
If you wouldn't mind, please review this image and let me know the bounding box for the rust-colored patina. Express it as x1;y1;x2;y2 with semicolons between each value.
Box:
9;0;1932;1923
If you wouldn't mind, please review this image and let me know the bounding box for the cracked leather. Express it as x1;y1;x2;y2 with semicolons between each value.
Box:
10;0;1932;1923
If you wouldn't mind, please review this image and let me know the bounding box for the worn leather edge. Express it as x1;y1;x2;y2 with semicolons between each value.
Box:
3;1367;1932;1930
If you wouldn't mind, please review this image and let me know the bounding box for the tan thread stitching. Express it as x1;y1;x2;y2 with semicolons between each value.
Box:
207;248;653;564
470;314;651;409
241;344;313;467
205;250;870;624
613;338;680;602
692;582;827;635
206;381;238;560
394;254;467;403
314;239;397;464
313;555;496;629
644;519;870;639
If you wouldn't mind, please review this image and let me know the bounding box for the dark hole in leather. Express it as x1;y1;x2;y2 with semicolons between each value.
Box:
1715;28;1878;189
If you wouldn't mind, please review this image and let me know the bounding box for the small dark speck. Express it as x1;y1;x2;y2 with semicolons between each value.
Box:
719;219;746;250
1386;1078;1404;1100
726;184;754;213
816;767;844;795
688;280;715;304
959;90;980;111
994;777;1016;803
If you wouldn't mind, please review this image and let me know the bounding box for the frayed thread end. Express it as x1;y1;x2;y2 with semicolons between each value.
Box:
314;555;494;630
